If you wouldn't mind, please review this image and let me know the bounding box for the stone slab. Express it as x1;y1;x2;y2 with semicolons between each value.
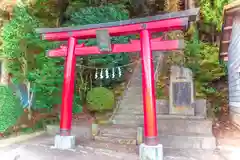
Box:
99;124;137;136
94;133;216;149
46;124;92;140
113;116;213;135
137;127;144;145
156;99;169;114
119;99;206;116
195;99;207;117
100;133;136;139
139;143;163;160
54;135;76;150
158;119;213;135
79;141;138;154
163;148;226;160
115;114;205;120
159;134;216;149
94;135;137;145
117;103;143;110
94;124;216;149
118;99;169;114
120;95;143;103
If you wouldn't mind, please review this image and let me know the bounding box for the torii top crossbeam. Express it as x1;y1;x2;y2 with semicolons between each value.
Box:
36;8;199;41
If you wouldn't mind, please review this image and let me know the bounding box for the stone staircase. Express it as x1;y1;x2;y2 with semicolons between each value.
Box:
94;53;217;150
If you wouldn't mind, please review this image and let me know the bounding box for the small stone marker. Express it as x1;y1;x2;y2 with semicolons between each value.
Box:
195;99;207;118
156;99;169;114
169;65;195;116
91;123;99;138
137;127;143;145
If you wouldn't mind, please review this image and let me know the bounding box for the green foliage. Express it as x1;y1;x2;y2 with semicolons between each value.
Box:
1;5;82;112
2;6;63;110
86;87;115;112
184;30;226;98
156;87;164;99
199;0;231;31
2;7;41;81
65;4;132;86
27;0;60;27
0;85;23;132
182;28;228;115
28;55;64;110
72;86;83;113
65;0;90;16
155;78;165;99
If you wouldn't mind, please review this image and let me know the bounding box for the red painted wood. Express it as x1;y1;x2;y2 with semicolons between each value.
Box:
59;37;78;135
129;36;163;44
42;18;187;41
47;40;183;57
140;30;158;145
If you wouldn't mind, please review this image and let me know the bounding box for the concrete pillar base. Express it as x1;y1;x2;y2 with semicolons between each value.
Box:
139;143;163;160
54;135;76;150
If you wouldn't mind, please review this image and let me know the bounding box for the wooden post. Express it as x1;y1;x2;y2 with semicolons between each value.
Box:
59;37;77;136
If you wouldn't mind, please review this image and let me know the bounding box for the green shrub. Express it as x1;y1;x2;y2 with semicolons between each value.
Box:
86;87;115;112
0;85;23;132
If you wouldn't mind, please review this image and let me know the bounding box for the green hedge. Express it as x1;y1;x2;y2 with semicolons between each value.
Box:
0;86;23;132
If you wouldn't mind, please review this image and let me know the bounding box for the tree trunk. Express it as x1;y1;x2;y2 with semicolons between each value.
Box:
58;0;69;26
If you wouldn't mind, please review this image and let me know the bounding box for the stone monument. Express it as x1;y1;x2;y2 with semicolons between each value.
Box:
169;65;195;116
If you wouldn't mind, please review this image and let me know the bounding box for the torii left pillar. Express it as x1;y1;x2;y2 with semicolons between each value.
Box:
54;37;77;149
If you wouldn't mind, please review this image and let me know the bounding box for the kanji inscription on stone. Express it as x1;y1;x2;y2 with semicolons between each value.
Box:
169;66;195;116
172;82;191;107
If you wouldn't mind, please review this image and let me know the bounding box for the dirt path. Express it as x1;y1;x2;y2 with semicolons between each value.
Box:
213;116;240;149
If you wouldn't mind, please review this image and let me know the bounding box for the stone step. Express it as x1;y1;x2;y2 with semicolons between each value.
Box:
99;124;137;136
117;100;169;114
123;91;142;97
117;105;142;111
100;133;136;139
120;95;142;102
163;148;223;160
46;123;92;140
159;134;216;150
118;99;143;106
114;114;206;120
125;86;142;92
94;133;216;149
94;135;137;145
117;107;165;114
113;115;212;135
79;141;137;154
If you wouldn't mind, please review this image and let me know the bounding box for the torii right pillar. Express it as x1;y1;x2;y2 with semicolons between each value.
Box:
138;15;198;160
139;28;163;160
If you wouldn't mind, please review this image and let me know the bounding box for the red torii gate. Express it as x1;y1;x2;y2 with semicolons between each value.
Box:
36;8;199;159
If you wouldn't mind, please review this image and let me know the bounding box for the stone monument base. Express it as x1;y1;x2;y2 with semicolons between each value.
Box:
156;99;207;118
54;135;76;150
139;143;163;160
